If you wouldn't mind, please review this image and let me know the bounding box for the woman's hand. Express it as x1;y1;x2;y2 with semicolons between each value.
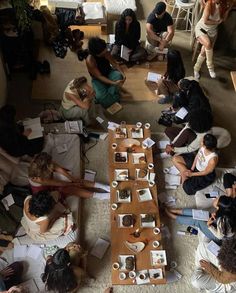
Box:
184;170;193;177
23;128;32;137
200;259;213;272
114;79;125;87
165;144;174;154
0;267;14;280
207;213;216;227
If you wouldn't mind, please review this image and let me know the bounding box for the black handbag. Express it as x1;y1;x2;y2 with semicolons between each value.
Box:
158;112;174;127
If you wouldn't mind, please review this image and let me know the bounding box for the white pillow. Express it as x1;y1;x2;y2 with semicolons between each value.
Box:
104;0;137;14
82;2;104;20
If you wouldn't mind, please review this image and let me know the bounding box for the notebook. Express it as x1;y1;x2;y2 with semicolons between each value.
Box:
192;209;209;221
147;72;162;82
120;45;130;61
23;117;43;140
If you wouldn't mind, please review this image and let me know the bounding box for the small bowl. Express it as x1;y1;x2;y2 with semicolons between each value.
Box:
149;180;155;187
152;240;160;248
148;163;154;170
142;142;148;149
112;143;117;150
129;271;136;279
120;121;126;127
136;122;142;128
112;262;120;270
111;203;118;210
145;123;151;129
139;273;146;280
119;272;126;280
153;227;160;235
112;181;118;188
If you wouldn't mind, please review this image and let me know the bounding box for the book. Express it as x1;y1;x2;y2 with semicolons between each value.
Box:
175;107;188;119
64;120;83;134
23;117;43;140
1;193;14;211
207;240;220;257
90;238;110;259
147;72;162;82
120;45;130;61
106;102;122;115
192;209;209;221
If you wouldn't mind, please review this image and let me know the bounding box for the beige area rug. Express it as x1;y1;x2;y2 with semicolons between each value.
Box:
78;137;199;293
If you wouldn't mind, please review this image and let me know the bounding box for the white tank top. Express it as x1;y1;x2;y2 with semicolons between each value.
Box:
196;147;218;172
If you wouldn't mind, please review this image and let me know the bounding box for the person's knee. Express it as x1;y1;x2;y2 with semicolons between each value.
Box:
205;41;212;50
109;70;123;81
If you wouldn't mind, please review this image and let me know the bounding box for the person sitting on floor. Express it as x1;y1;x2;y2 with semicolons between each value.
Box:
165;108;213;156
0;262;24;293
59;77;95;126
165;195;236;245
21;190;74;241
223;173;236;198
0;105;44;157
172;133;218;195
111;8;147;63
28;152;110;199
146;1;174;56
191;237;236;292
85;37;126;109
155;49;185;104
41;243;87;293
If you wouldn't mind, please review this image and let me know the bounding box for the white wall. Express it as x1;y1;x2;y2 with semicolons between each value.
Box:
0;54;7;107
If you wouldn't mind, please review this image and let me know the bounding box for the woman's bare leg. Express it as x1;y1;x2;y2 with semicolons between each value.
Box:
63;187;93;198
172;155;189;182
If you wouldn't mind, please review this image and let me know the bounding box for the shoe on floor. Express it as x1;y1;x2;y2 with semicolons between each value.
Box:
208;69;216;78
158;95;173;104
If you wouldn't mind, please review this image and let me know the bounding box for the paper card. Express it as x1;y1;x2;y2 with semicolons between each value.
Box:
14;245;28;259
90;238;110;259
19;279;39;292
157;140;169;149
142;137;155;148
149;173;156;181
99;133;108;140
108;121;120;131
175;107;188;119
96;116;104;124
192;209;209;221
84;169;96;182
56;144;68;154
165;185;177;190
108;34;115;44
164;174;181;186
23;117;43;140
120;45;130;61
159;152;171;159
207;241;220;257
164;166;180;175
27;245;42;260
1;194;15;211
147;72;162;82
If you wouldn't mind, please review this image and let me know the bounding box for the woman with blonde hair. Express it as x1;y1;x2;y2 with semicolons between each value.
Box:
194;0;233;79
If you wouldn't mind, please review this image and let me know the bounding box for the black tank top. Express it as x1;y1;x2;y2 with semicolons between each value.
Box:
93;55;111;77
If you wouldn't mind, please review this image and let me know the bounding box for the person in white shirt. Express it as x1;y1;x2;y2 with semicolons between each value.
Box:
172;133;218;195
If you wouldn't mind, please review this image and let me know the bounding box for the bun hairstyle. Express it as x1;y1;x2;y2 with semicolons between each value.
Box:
203;133;217;151
70;77;87;90
28;152;53;179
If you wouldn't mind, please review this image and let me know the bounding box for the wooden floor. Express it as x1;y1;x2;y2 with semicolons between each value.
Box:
32;39;166;102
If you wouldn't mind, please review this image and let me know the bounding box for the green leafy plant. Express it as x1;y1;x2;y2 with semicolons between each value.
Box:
12;0;31;31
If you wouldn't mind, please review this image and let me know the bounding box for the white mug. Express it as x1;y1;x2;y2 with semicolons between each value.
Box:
112;262;120;270
145;123;151;129
119;272;126;280
129;271;136;279
136;122;142;128
112;143;117;150
120;121;126;127
153;240;160;248
142;142;148;149
111;203;118;210
112;181;118;188
139;273;146;280
148;163;154;170
149;180;155;187
153;227;160;235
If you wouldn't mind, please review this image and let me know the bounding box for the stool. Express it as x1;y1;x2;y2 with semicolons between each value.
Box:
171;0;196;31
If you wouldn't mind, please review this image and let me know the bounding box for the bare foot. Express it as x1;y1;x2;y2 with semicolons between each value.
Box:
104;287;113;293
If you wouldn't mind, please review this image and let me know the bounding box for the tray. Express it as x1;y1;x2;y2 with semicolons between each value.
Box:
115;169;129;181
118;214;134;228
115;127;127;138
136;169;149;181
132;153;146;164
118;255;135;271
130;128;144;139
150;250;167;266
140;214;156;227
114;152;128;163
117;189;132;203
149;268;163;280
137;188;152;202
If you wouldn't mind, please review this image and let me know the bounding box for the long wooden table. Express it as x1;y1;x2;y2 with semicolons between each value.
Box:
109;124;166;285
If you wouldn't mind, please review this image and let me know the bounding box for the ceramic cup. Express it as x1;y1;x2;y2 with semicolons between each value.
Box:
119;272;126;280
112;143;117;150
120;121;126;127
153;240;160;248
112;181;118;188
136;122;142;128
153;227;160;235
149;180;155;187
142;142;148;149
170;261;178;269
112;262;120;270
148;163;154;170
139;273;146;280
129;271;136;279
111;203;118;210
145;123;151;129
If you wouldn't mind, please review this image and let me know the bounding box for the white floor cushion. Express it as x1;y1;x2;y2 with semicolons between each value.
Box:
104;0;137;14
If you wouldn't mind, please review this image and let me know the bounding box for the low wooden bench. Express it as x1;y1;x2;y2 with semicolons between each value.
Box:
230;71;236;91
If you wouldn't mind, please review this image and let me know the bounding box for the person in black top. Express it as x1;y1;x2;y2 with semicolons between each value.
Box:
111;9;147;63
85;37;126;108
146;2;174;51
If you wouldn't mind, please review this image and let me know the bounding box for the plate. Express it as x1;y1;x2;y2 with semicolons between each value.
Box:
149;268;163;280
150;250;167;266
114;152;128;163
130;128;144;139
140;214;156;227
120;138;141;148
117;189;131;203
115;169;129;181
115;127;127;138
124;241;146;254
132;153;146;164
136;169;149;181
118;214;134;228
118;255;135;271
137;188;152;202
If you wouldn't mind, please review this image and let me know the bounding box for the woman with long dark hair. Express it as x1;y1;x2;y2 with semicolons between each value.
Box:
155;49;185;104
111;8;147;62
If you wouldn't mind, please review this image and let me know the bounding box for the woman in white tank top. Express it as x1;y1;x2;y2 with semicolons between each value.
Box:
194;0;233;79
172;133;218;195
